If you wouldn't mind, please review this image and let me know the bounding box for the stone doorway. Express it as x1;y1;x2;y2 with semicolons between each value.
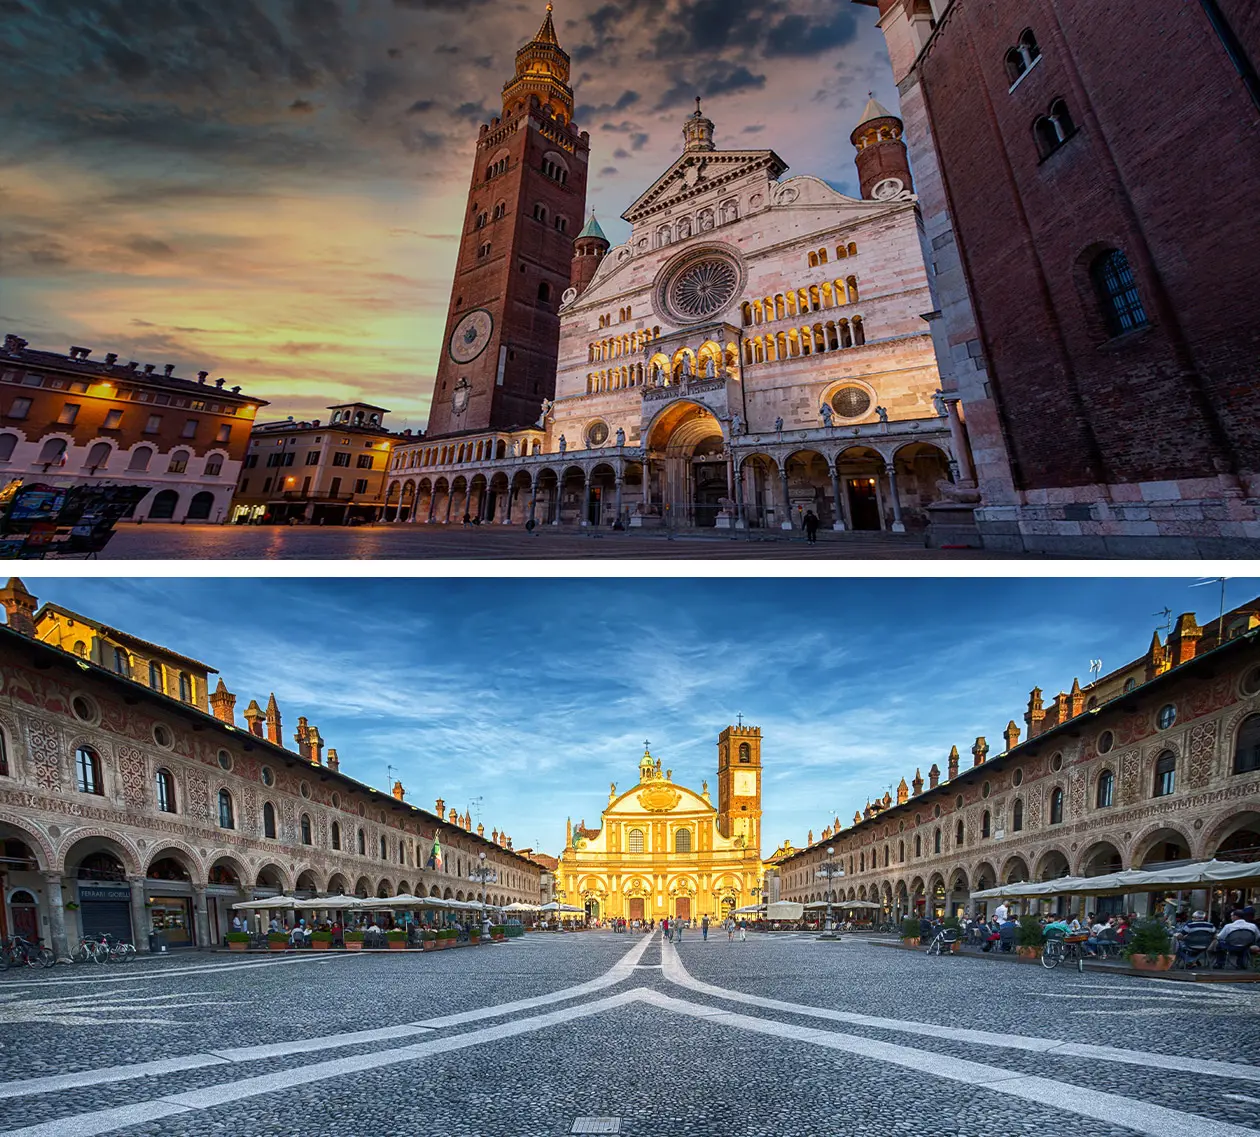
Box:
628;898;645;922
848;477;881;530
675;897;691;921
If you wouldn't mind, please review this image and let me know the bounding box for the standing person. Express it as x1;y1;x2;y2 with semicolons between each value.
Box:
993;900;1009;925
803;510;820;544
727;919;734;943
739;919;748;942
701;915;709;942
662;916;669;940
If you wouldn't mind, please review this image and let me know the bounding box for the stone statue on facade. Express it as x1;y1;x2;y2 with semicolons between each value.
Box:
876;406;889;423
558;434;567;454
652;362;664;387
931;389;949;418
820;402;834;428
681;355;693;380
615;426;625;448
730;413;745;437
704;356;717;379
510;439;520;457
537;398;554;427
775;415;784;434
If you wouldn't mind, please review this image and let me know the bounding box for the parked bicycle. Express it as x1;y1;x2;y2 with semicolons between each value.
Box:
97;933;136;963
1042;931;1087;973
1;934;56;970
71;935;108;964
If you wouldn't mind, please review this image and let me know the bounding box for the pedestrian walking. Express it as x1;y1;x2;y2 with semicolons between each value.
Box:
803;510;820;544
739;919;747;942
726;919;734;943
701;915;709;941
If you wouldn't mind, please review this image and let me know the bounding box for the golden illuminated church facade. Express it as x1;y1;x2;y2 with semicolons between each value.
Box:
557;724;765;922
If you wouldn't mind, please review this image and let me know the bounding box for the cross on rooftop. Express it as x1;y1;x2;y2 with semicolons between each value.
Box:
736;713;743;728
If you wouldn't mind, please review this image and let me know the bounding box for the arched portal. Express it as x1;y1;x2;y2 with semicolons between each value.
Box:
836;447;886;531
645;401;729;528
783;449;834;529
892;442;953;530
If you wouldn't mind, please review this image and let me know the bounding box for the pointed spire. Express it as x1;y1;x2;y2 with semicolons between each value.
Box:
857;94;897;127
534;3;558;45
577;211;607;242
683;95;715;152
264;693;281;745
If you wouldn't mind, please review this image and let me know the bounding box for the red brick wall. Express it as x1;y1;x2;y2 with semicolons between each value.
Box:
917;0;1260;490
427;105;589;437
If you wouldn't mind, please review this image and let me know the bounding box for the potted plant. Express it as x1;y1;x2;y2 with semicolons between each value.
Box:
386;929;407;950
1016;916;1043;959
267;931;289;952
344;930;364;952
469;927;481;945
899;916;920;948
311;930;333;952
439;928;457;949
1124;919;1175;971
492;924;507;942
421;930;438;952
225;931;250;953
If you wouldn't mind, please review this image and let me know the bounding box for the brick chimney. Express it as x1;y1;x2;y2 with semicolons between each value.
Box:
911;768;923;796
1025;687;1045;737
326;748;339;772
928;763;940;790
309;726;324;765
971;737;988;767
947;745;960;781
392;780;405;801
1004;720;1020;752
896;777;909;805
209;678;236;725
294;716;311;760
0;578;38;637
1167;613;1202;667
265;693;281;745
1145;631;1166;682
243;699;264;737
435;797;445;817
1067;677;1085;719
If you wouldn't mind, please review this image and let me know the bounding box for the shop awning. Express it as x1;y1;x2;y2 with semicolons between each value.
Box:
970;859;1260;901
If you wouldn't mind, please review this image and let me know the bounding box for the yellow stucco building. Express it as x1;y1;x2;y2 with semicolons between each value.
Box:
557;724;765;922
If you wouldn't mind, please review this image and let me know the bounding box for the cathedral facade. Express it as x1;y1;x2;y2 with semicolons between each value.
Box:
384;12;966;535
556;726;765;923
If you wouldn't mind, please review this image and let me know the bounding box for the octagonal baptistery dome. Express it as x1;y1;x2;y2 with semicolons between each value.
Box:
552;101;943;449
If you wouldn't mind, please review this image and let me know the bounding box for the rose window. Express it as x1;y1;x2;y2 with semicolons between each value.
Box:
666;257;739;321
831;386;872;419
586;421;609;447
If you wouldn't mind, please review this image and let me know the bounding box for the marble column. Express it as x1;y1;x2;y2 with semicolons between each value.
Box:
192;886;211;950
614;475;624;525
502;485;514;525
829;465;847;531
886;462;906;533
734;459;747;529
426;490;436;524
552;478;563;525
480;484;492;523
778;467;793;530
642;457;653;514
128;876;150;951
443;488;454;524
43;872;69;961
528;480;539;526
580;473;592;527
942;396;977;485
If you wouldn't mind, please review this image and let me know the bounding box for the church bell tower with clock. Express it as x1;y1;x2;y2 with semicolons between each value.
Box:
425;5;591;438
716;722;763;856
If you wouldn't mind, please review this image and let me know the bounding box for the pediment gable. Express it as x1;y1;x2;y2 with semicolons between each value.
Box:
622;148;788;225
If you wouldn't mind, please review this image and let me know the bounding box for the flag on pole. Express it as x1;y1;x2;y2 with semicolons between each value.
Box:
428;829;443;872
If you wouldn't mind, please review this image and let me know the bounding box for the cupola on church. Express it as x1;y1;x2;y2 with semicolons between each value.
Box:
391;11;974;538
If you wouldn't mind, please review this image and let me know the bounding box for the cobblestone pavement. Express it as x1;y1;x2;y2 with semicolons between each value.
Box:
0;932;1256;1136
97;524;1039;560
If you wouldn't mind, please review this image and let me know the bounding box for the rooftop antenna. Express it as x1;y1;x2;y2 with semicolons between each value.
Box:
468;795;484;826
1089;658;1103;683
1191;577;1229;641
1152;606;1173;636
386;763;397;792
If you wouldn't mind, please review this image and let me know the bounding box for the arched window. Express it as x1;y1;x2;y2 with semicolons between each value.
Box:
628;828;645;853
380;834;388;859
1012;798;1024;832
358;828;366;855
168;449;190;474
263;801;277;838
1153;751;1176;797
1096;769;1114;808
0;433;16;462
218;789;235;829
914;834;921;857
178;672;192;702
1050;787;1064;825
148;661;164;692
301;814;312;845
1090;249;1148;337
331;821;341;851
1005;47;1027;84
76;746;103;795
738;743;751;763
883;845;889;867
38;438;67;466
859;852;865;871
981;810;991;838
85;441;111;469
675;828;692;854
933;828;941;854
113;647;131;677
1233;715;1260;774
155;768;175;813
955;820;965;846
538;281;552;303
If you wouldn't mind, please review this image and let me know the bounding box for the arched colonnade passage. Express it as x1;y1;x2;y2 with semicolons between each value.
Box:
381;408;955;532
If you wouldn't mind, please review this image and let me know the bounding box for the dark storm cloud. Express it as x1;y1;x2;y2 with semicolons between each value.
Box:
127;236;177;258
289;99;316;113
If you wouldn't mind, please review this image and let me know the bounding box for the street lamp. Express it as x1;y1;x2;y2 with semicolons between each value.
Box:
470;851;497;937
815;846;844;941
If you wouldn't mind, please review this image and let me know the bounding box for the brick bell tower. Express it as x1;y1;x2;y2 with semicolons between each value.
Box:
425;5;591;438
850;95;914;201
716;722;763;855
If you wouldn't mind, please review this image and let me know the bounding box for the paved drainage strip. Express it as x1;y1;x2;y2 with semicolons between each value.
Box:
571;1120;621;1134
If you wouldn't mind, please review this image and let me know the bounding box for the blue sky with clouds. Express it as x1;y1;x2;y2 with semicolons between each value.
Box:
23;577;1258;855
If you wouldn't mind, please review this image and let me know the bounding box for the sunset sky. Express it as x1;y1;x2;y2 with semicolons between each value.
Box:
0;0;895;431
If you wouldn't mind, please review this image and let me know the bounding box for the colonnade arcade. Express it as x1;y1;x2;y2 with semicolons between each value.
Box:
786;810;1260;925
383;405;955;531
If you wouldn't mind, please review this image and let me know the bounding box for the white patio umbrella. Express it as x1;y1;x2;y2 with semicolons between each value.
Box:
504;902;542;912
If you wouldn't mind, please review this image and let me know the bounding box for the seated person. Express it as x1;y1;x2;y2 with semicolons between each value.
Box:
919;916;934;941
1085;917;1115;956
1174;910;1217;965
997;917;1018;951
1212;910;1260;969
1042;917;1072;940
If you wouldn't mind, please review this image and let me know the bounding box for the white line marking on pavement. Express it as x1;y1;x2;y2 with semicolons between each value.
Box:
0;953;352;989
660;938;1260;1086
0;930;654;1102
637;988;1260;1137
1225;1094;1260;1104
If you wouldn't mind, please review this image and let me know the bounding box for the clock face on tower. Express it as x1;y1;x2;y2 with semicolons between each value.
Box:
872;176;905;201
733;770;757;796
448;308;494;364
